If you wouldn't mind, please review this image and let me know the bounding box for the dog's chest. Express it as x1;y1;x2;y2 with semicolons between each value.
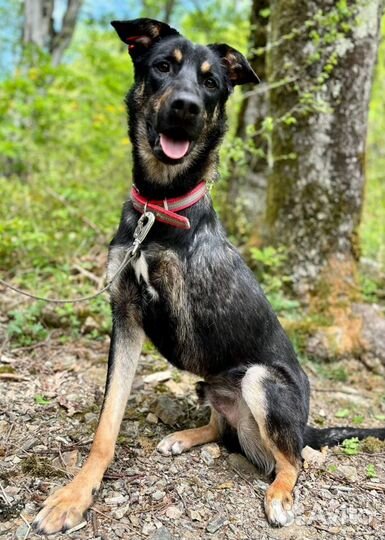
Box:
131;251;158;299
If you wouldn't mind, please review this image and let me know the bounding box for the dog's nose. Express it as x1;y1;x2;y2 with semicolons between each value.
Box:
170;94;201;120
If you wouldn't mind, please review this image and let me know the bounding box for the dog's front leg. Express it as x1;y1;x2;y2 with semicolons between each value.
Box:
34;317;144;535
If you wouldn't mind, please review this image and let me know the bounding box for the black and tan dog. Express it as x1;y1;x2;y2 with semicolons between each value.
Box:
34;18;385;534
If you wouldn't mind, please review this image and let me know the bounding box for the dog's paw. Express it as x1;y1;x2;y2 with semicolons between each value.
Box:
264;491;294;527
33;482;93;535
156;433;190;456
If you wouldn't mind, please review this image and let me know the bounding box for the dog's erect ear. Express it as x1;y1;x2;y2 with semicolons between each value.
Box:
111;18;180;60
208;44;260;86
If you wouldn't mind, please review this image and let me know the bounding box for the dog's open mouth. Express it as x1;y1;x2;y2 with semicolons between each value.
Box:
159;133;190;160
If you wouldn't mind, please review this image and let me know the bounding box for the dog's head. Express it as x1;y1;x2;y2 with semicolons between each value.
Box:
111;18;259;183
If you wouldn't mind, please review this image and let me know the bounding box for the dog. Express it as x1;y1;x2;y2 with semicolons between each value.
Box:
34;18;385;534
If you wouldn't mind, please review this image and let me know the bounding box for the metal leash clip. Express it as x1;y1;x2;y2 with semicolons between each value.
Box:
132;211;156;255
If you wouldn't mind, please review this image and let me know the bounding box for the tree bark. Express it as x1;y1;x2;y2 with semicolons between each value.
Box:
23;0;82;65
226;0;269;244
266;0;383;296
23;0;54;50
50;0;82;66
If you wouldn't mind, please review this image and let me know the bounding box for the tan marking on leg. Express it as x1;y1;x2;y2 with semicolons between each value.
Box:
241;366;299;526
201;60;211;73
157;409;220;456
264;450;299;527
34;325;145;535
173;48;183;62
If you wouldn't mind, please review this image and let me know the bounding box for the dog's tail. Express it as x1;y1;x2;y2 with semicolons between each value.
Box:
303;425;385;449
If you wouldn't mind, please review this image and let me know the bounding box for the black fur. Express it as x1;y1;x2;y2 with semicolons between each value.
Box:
109;14;385;486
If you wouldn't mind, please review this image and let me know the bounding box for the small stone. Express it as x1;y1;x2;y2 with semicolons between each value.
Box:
21;438;38;452
113;503;130;519
15;524;29;540
105;495;128;505
144;370;172;384
165;505;183;519
152;490;165;501
152;396;184;426
201;443;221;465
206;515;228;534
146;412;158;424
189;509;202;521
142;522;157;535
150;526;175;540
338;465;358;483
302;445;327;468
0;420;9;435
129;514;140;526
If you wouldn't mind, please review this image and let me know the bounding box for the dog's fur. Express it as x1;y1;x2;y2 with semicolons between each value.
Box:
34;18;385;534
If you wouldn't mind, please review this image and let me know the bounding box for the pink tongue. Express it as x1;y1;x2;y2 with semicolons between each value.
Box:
160;134;190;159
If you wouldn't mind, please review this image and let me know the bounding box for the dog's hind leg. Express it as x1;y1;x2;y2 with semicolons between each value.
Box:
157;408;221;456
241;365;303;527
33;307;144;535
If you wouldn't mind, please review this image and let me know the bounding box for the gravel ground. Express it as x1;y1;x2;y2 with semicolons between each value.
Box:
1;298;385;539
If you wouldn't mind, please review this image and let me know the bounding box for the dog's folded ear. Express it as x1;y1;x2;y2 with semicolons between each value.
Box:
111;18;180;60
208;44;260;87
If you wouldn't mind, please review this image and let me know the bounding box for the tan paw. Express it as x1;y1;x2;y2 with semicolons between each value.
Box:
156;433;191;456
264;489;294;527
33;482;94;535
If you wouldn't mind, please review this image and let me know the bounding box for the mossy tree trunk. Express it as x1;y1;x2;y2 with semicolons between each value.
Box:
225;0;269;244
265;0;383;358
267;0;382;295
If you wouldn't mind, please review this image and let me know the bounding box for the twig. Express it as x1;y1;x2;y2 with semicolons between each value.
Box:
20;513;31;539
0;373;30;381
92;507;137;532
0;482;11;505
12;338;51;353
228;464;264;497
73;263;103;286
313;387;365;396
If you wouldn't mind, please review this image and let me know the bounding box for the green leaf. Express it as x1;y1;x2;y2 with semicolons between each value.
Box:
34;394;51;405
366;464;377;479
335;408;350;418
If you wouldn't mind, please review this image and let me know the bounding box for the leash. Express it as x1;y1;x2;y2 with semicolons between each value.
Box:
0;212;155;305
1;181;207;304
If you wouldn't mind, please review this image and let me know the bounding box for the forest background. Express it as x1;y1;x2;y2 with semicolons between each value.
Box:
0;0;384;365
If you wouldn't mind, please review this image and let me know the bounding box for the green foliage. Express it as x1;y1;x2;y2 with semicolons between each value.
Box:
34;394;51;406
0;26;131;273
7;304;48;347
249;246;300;313
366;464;377;479
341;437;360;456
335;408;350;419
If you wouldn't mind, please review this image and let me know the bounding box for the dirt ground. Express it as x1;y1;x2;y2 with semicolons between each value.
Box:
1;294;385;540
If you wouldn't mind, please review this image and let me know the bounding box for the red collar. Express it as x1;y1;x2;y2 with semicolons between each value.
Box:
131;181;207;230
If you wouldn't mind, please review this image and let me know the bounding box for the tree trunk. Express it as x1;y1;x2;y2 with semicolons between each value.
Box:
266;0;383;358
23;0;54;50
225;0;269;245
267;0;382;294
23;0;82;65
50;0;82;66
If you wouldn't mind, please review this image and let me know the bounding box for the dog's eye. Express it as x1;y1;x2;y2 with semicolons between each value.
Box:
204;77;218;89
156;61;171;73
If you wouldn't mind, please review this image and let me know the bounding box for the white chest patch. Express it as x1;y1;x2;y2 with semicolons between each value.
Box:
131;252;158;300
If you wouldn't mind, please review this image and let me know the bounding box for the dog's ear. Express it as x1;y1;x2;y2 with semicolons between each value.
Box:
208;44;260;86
111;18;180;61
